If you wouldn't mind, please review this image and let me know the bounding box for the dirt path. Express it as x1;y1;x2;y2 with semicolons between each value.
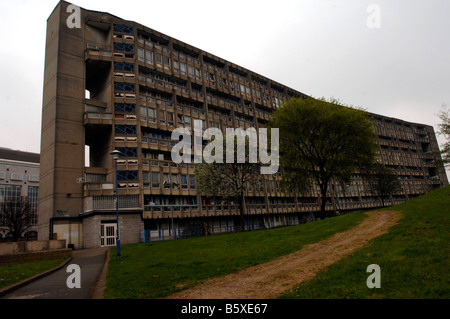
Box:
168;210;401;299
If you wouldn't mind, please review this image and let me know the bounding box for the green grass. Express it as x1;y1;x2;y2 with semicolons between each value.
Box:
0;259;65;290
105;210;367;299
280;185;450;299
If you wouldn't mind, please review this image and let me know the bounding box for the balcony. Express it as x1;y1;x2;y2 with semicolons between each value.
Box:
85;49;112;61
84;195;141;213
84;112;113;126
141;136;177;152
268;203;297;214
84;182;114;196
143;205;200;219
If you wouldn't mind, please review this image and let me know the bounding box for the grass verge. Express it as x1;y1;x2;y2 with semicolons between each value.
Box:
280;185;450;299
105;210;367;299
0;259;65;290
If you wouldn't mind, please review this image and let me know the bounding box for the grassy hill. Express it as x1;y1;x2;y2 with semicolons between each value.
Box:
105;185;450;299
281;185;450;299
105;208;366;298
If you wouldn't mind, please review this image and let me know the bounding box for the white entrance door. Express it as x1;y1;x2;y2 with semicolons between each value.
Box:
101;223;117;247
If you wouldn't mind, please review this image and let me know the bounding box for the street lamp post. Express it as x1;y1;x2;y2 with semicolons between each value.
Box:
111;150;122;257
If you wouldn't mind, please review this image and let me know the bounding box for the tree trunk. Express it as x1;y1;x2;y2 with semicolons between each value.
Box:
12;229;21;242
239;197;246;232
319;183;328;219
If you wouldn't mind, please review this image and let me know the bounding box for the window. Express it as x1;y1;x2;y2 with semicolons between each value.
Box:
159;110;166;125
189;175;196;189
146;50;154;64
114;62;135;72
0;185;21;203
115;103;136;113
177;113;184;124
114;82;135;92
184;116;191;128
167;112;174;126
164;56;171;68
223;78;228;89
115;125;137;135
28;175;39;182
174;61;179;73
117;170;139;182
143;172;150;189
114;43;134;53
138;47;144;62
181;175;188;189
148;108;156;123
114;24;134;34
171;174;179;189
195;68;202;81
180;62;187;76
156;53;163;65
140;106;147;121
163;173;170;188
117;147;138;158
27;186;38;225
152;172;160;188
11;173;23;181
188;65;194;78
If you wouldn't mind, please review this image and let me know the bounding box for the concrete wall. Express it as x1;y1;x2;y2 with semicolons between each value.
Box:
119;214;144;246
0;240;67;256
39;0;86;241
0;240;71;265
82;212;143;249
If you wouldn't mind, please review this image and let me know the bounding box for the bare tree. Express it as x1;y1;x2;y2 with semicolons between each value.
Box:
436;105;450;167
1;197;34;241
194;133;262;231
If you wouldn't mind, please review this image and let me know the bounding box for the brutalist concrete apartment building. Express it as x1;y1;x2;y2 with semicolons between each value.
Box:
39;1;448;248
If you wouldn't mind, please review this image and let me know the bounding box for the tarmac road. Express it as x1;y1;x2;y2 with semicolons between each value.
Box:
0;247;109;299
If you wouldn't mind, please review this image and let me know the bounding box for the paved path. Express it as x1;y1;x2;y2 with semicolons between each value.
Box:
1;247;109;299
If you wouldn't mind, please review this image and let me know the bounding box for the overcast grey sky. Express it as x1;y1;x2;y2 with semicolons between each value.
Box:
0;0;449;173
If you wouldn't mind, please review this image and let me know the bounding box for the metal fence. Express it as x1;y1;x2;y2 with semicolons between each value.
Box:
139;217;307;243
140;224;206;242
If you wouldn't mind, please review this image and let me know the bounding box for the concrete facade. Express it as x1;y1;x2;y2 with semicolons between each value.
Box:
80;212;143;249
39;1;448;249
0;240;71;266
0;148;40;239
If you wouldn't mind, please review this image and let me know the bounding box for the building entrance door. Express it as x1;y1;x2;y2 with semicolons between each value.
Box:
100;223;117;247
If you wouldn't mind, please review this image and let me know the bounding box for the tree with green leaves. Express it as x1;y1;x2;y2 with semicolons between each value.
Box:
367;163;403;207
267;97;378;218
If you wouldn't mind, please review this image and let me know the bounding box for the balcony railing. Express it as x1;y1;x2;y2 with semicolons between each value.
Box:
84;112;113;125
